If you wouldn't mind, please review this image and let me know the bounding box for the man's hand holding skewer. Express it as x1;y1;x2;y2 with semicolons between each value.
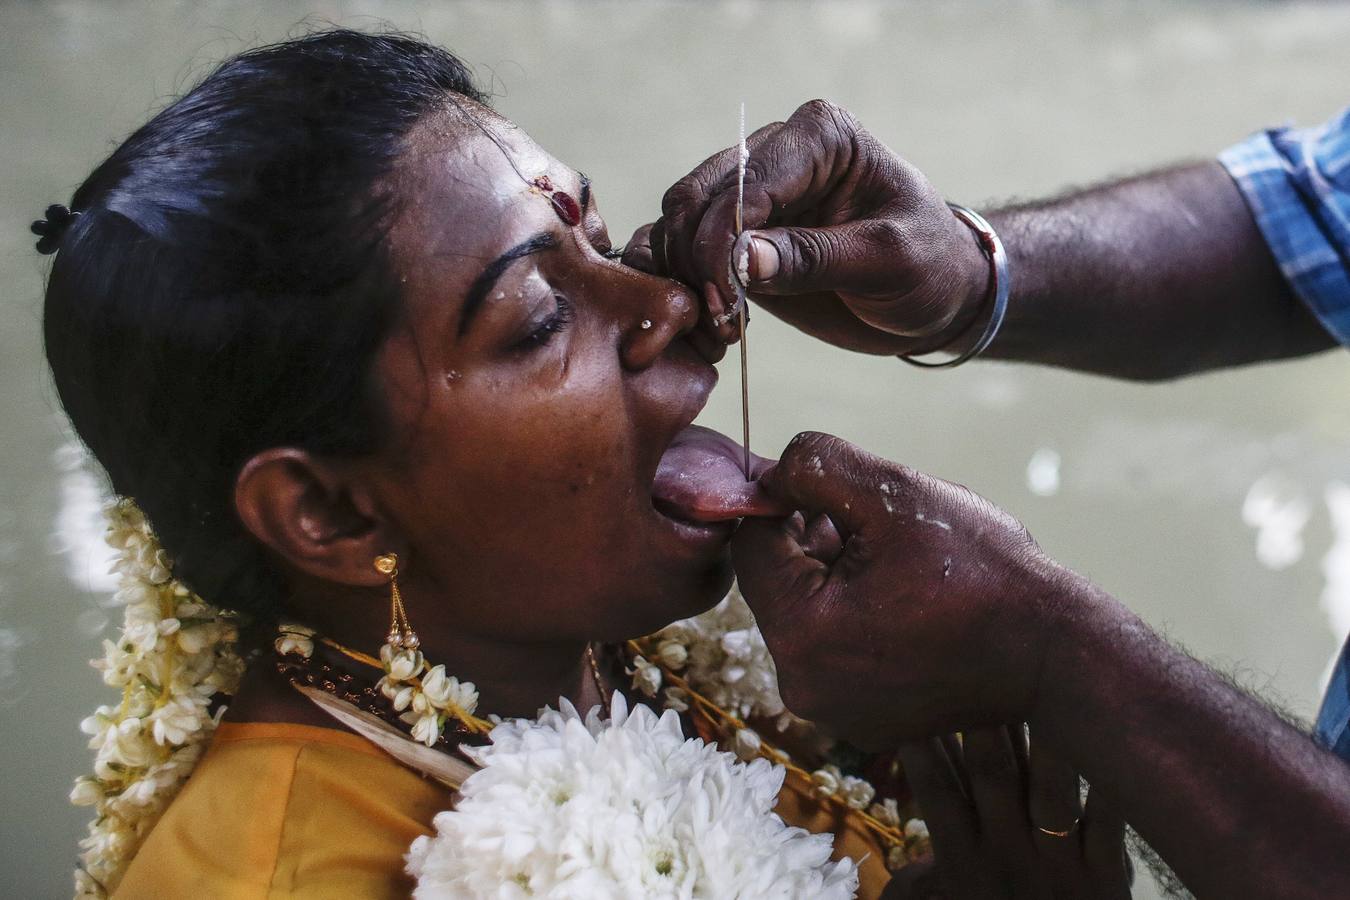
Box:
626;99;989;356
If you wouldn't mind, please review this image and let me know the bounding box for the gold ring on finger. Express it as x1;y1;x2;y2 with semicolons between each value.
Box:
1034;817;1080;838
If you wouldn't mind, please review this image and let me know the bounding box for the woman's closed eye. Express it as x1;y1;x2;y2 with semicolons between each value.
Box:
513;293;574;352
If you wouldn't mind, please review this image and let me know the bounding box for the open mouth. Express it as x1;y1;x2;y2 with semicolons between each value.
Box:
651;425;786;527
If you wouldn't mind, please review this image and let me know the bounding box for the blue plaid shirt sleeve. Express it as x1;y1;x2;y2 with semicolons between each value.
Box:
1219;106;1350;345
1321;641;1350;759
1221;107;1350;759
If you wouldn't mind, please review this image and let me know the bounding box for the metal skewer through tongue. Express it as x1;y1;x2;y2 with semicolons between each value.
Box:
734;103;751;481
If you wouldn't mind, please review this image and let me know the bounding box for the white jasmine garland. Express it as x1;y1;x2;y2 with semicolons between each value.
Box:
71;499;243;898
406;694;859;899
275;623;488;746
629;654;664;697
732;726;763;761
869;798;901;828
273;623;315;659
376;644;484;746
636;590;927;873
812;764;843;798
649;586;796;729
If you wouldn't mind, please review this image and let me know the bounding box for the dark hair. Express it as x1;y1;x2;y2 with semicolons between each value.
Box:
42;29;487;622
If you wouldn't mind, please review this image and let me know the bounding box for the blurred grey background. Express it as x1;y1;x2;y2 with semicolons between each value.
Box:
3;1;1349;896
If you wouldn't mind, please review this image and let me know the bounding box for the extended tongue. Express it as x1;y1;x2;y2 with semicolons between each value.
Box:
652;425;790;522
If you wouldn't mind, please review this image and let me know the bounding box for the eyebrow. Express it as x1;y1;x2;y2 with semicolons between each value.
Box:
458;232;559;336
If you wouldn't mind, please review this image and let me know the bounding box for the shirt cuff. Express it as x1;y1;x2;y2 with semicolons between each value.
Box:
1220;130;1350;347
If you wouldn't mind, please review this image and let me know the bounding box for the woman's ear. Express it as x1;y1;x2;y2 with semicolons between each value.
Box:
233;448;392;588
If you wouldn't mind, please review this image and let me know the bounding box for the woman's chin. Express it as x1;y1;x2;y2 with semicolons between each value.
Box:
603;558;735;643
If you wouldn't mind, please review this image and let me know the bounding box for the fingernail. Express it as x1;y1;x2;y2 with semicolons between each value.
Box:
748;232;780;282
732;232;754;288
702;281;728;323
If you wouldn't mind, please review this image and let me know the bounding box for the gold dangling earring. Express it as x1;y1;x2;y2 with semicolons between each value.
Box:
374;553;419;651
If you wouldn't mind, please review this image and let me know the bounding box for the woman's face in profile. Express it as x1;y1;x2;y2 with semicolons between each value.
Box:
364;100;767;644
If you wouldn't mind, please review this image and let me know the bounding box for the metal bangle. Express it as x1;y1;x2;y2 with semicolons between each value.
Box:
900;203;1011;369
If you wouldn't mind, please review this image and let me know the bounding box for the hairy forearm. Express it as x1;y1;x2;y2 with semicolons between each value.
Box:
980;161;1334;379
1031;575;1350;898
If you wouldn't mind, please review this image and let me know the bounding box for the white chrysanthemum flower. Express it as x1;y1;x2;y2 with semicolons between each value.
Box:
406;695;858;899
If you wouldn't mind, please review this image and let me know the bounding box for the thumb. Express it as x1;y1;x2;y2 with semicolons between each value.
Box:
735;219;908;299
619;221;663;275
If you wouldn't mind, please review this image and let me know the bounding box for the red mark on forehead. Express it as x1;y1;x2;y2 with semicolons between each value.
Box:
550;191;581;226
531;175;579;226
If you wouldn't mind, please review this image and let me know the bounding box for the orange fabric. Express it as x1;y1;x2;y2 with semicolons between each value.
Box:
115;720;890;899
113;722;453;899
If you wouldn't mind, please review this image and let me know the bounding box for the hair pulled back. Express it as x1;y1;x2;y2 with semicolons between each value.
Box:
43;29;487;623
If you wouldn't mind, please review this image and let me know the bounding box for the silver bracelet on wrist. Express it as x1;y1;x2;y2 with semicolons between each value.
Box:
900;203;1011;369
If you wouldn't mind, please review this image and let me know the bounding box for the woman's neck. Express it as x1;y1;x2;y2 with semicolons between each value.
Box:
410;630;610;719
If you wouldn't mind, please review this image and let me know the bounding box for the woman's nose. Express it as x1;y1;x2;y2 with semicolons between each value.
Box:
618;276;699;371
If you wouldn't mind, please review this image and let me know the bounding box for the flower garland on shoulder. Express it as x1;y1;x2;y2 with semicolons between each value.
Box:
70;500;243;898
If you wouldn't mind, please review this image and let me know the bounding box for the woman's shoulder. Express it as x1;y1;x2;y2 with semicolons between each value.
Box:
113;722;455;899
